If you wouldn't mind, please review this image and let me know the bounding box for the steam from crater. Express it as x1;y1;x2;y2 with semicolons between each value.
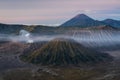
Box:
19;30;33;43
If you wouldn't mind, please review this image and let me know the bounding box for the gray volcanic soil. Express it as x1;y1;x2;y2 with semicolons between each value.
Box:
0;42;33;72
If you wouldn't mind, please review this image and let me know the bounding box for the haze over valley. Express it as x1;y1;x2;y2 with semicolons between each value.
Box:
0;0;120;80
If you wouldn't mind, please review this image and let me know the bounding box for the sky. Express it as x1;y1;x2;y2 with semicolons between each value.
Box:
0;0;120;25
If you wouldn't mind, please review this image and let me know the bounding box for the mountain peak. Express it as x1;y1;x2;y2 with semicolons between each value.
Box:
74;14;91;19
79;13;86;16
60;14;104;27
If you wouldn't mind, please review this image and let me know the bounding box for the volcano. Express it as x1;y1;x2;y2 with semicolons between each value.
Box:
61;14;104;27
20;38;113;66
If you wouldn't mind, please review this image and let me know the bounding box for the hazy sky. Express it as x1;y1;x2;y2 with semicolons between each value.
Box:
0;0;120;25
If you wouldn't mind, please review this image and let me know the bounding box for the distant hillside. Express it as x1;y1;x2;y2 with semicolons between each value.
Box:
0;23;24;34
0;23;57;34
103;19;120;28
60;14;105;27
20;38;113;66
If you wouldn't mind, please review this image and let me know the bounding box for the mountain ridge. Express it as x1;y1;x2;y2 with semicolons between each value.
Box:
60;14;120;28
0;13;120;34
61;14;105;27
103;19;120;28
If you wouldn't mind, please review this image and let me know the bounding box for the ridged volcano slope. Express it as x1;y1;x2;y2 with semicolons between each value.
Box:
20;38;113;65
22;41;47;57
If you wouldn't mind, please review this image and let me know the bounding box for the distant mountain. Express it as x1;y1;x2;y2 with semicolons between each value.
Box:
0;23;24;34
60;14;104;27
0;14;120;34
20;38;113;66
0;23;57;34
103;19;120;28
